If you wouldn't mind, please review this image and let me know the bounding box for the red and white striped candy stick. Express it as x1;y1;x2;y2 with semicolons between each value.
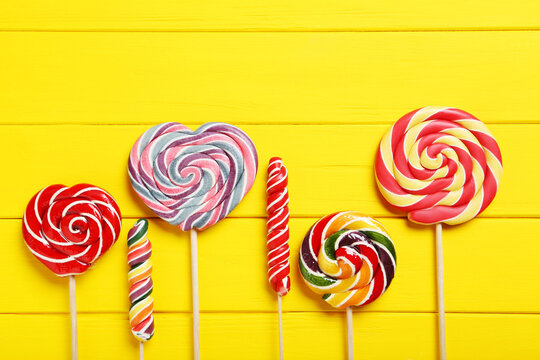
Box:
266;157;290;360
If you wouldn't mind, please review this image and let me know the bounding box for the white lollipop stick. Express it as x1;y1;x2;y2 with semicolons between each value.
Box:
139;341;144;360
435;224;447;360
346;307;353;360
277;295;284;360
190;229;200;360
69;275;78;360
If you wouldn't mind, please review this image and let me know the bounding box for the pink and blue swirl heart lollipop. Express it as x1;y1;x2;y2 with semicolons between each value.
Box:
129;122;258;231
128;122;258;359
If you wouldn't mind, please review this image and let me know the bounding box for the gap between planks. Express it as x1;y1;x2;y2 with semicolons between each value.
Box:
2;310;540;315
0;121;538;126
1;216;540;220
2;28;540;33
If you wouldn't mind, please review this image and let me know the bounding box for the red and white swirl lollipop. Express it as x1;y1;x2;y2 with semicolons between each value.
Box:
23;183;122;276
374;106;503;360
22;183;122;360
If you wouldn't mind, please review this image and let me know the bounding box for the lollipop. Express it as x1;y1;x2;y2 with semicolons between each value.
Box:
128;122;258;359
265;157;290;360
129;122;258;231
22;183;122;360
299;211;396;359
374;106;503;360
128;219;154;358
266;157;290;297
375;106;502;225
299;211;396;308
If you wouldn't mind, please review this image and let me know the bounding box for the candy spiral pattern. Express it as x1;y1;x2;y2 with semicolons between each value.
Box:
375;106;503;225
129;122;258;231
299;212;396;309
266;157;290;296
22;184;122;276
128;219;154;342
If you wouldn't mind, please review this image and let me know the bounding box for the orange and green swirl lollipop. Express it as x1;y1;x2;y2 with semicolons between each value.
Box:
299;211;396;309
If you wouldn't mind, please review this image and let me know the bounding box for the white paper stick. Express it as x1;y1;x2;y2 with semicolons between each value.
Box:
346;306;353;360
69;275;78;360
190;229;200;360
278;295;284;360
139;341;144;360
436;223;447;360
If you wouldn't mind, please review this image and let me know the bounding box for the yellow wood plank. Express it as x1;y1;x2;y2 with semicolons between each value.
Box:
0;124;536;218
2;312;439;360
4;312;539;359
2;32;540;124
1;1;540;31
4;217;539;314
447;313;540;359
445;219;540;313
0;217;435;313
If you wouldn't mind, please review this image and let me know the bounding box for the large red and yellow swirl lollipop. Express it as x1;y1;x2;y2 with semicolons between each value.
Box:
375;106;503;360
375;106;503;225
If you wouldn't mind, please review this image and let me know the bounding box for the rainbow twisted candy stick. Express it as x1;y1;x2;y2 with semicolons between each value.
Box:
375;106;503;225
374;106;502;360
128;219;154;343
266;157;290;296
299;211;396;309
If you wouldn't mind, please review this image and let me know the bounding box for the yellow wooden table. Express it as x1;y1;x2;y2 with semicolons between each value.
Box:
1;1;539;359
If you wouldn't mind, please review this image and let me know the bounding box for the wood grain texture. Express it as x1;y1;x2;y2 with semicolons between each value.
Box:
3;312;539;359
1;217;435;313
1;1;540;31
1;312;438;360
2;1;539;358
0;124;535;219
2;32;540;125
446;313;540;359
3;217;539;314
444;219;540;313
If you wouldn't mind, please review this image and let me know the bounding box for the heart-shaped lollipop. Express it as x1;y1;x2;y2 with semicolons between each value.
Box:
128;122;258;231
22;184;122;276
